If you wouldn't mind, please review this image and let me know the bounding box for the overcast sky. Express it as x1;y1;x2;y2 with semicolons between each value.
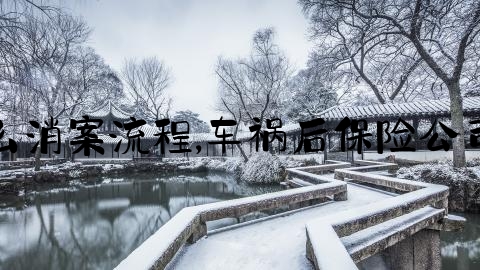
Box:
63;0;313;122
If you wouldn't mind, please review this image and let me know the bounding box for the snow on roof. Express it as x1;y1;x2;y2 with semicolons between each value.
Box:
0;133;63;143
97;134;129;144
0;132;129;146
84;100;133;121
0;134;34;143
129;124;158;138
318;96;480;121
136;124;249;144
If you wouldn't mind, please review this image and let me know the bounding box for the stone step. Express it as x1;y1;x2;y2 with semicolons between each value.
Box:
341;206;445;263
288;177;314;187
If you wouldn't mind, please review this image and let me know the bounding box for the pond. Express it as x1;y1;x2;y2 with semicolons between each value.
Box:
1;172;477;270
441;212;480;270
0;172;281;270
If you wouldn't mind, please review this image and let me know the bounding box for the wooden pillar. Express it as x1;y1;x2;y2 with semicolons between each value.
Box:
1;143;5;161
328;134;331;149
323;133;328;164
345;130;349;162
432;118;437;133
293;135;297;155
412;119;420;150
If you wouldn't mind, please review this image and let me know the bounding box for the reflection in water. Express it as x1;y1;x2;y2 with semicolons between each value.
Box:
441;212;480;270
0;172;280;270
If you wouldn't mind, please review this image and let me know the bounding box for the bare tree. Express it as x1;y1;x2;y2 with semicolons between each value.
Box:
122;57;172;122
22;12;89;169
0;0;59;127
17;11;91;119
0;1;93;168
61;46;124;118
2;10;116;123
286;67;337;122
215;27;291;160
0;2;124;166
61;46;124;160
171;110;210;133
0;1;57;75
300;0;480;167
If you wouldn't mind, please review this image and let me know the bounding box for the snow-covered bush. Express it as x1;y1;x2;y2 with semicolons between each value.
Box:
396;161;479;183
207;158;243;173
240;152;285;184
303;157;320;166
466;158;480;167
396;161;480;212
280;157;304;168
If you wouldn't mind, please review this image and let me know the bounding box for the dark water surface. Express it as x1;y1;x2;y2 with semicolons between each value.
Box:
441;212;480;270
0;172;280;270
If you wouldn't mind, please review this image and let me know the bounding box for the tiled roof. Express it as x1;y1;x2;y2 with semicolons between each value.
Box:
96;134;129;144
317;96;480;121
135;124;220;143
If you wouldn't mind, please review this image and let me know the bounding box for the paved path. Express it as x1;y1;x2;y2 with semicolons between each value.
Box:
168;180;394;270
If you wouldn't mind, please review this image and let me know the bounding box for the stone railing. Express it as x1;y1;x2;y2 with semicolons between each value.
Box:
305;161;463;270
115;161;351;270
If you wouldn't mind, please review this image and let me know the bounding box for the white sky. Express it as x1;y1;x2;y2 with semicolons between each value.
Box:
63;0;313;122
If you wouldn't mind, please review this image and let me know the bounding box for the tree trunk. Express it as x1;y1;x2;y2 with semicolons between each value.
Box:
34;143;42;171
232;119;248;162
65;139;72;161
447;81;466;168
236;144;248;162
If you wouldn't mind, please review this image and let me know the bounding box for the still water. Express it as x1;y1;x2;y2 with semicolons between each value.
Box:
0;172;280;270
441;212;480;270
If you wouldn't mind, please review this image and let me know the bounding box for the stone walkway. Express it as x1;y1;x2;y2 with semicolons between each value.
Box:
167;181;393;270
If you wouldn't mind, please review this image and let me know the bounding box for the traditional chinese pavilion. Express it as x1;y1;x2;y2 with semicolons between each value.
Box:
84;100;133;134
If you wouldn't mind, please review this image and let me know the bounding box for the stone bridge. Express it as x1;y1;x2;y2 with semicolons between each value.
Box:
114;160;465;270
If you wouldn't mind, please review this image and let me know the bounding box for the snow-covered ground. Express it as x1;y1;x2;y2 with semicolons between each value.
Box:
365;150;480;162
